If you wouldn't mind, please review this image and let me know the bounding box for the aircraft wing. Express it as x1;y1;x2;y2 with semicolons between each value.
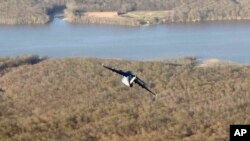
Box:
134;77;156;96
102;64;127;76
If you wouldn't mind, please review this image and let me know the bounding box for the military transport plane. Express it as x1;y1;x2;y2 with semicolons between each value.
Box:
102;64;156;96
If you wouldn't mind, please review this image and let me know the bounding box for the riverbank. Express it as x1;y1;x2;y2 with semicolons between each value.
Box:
64;11;140;26
64;10;250;26
0;55;250;141
64;11;172;26
1;0;250;26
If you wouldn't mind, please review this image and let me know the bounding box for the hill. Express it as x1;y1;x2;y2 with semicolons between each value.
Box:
1;0;250;25
0;55;250;141
65;0;250;25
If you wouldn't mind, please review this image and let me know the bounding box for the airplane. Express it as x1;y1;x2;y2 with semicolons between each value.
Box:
102;64;156;96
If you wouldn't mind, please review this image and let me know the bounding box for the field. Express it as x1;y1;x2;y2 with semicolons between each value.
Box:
122;11;172;25
0;55;250;141
84;12;118;18
64;11;141;26
67;11;173;26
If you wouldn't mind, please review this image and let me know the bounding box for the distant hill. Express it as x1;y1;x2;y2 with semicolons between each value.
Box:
1;0;250;25
0;56;250;141
0;0;49;24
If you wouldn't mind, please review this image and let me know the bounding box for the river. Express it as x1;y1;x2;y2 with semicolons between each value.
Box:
0;18;250;64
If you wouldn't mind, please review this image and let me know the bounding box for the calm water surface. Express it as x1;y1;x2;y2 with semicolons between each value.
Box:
0;18;250;64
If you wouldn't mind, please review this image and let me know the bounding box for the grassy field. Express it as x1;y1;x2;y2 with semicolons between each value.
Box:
121;11;172;25
64;11;141;26
0;55;250;141
68;11;173;26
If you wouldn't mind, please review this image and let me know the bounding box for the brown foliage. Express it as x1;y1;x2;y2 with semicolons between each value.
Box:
1;0;250;25
0;56;249;141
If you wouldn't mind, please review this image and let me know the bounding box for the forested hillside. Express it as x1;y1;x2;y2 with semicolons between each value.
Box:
0;0;67;24
0;0;49;24
1;0;250;24
65;0;250;24
0;56;250;141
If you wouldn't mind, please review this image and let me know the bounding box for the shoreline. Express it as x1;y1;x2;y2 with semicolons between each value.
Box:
2;0;250;26
1;10;250;26
0;55;248;66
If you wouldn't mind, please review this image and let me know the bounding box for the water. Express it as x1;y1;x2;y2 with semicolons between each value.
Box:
0;18;250;64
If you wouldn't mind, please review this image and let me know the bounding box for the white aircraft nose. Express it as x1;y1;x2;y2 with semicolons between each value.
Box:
121;77;130;87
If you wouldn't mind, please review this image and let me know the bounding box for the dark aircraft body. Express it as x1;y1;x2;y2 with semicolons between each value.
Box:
102;64;156;96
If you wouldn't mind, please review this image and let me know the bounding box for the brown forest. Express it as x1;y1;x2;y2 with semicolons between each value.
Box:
1;0;250;24
0;55;250;141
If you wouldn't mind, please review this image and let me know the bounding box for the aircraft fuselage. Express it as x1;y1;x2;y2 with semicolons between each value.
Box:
121;75;136;87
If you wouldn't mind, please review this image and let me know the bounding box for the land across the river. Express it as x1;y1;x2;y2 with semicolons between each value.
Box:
1;0;250;26
64;10;250;26
64;11;177;26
